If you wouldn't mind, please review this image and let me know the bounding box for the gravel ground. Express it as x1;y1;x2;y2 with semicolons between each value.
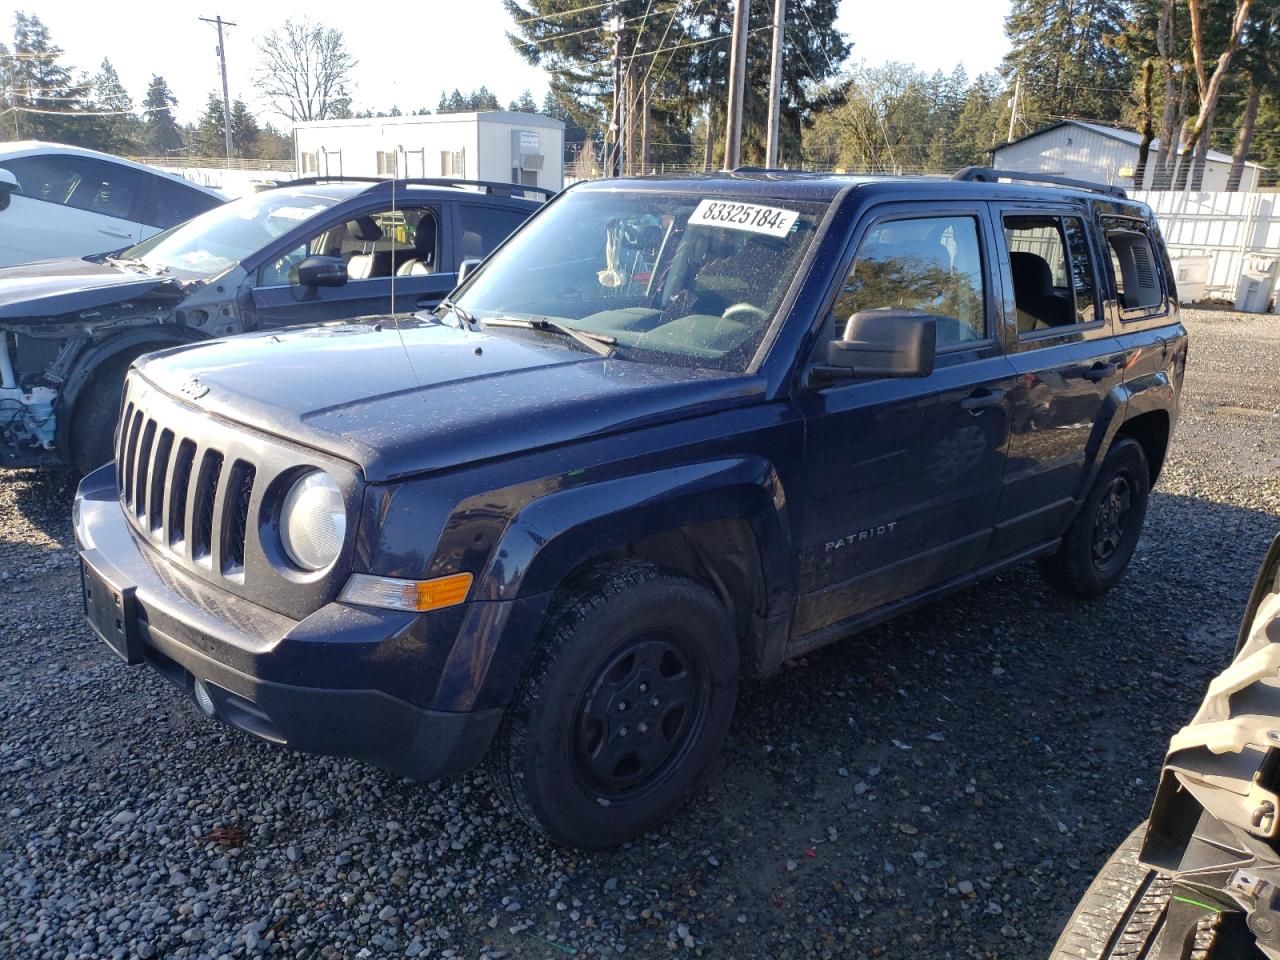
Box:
2;307;1278;960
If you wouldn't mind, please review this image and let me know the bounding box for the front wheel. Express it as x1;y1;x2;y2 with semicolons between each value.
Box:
69;354;137;475
1039;437;1150;597
489;560;739;848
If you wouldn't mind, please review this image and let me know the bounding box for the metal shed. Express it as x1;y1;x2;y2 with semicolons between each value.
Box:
994;120;1263;192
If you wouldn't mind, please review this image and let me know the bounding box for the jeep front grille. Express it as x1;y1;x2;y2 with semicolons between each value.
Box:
117;404;250;578
113;371;360;619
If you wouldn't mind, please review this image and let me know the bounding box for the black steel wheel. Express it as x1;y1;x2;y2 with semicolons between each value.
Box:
1039;437;1150;598
573;633;708;800
489;560;738;848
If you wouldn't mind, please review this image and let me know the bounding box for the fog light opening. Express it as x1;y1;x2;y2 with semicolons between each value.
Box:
193;678;217;718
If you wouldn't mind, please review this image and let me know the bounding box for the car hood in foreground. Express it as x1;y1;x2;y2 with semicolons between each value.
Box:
0;257;177;321
135;319;765;482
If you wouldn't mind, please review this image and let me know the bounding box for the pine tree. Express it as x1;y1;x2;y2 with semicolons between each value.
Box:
10;12;90;144
1002;0;1133;125
192;92;227;158
142;75;183;155
230;100;259;157
91;59;139;155
509;89;538;112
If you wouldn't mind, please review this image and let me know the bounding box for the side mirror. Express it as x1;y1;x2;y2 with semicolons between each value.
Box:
457;258;482;284
296;255;348;288
0;167;17;212
815;310;936;382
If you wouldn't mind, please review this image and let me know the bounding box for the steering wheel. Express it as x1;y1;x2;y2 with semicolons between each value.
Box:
721;302;768;325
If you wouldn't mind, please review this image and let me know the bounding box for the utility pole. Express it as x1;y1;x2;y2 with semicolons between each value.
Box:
765;0;785;167
607;14;625;177
1006;75;1021;143
200;15;237;160
723;0;752;170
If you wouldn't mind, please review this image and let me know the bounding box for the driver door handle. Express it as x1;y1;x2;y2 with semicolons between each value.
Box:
1080;361;1118;382
960;387;1004;413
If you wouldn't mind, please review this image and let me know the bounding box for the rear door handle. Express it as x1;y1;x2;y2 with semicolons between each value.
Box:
1080;361;1118;382
960;387;1004;412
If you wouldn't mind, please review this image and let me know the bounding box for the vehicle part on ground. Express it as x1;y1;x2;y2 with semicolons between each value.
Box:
1053;533;1280;959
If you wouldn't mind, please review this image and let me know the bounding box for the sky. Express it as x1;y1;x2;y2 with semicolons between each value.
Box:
4;0;1013;127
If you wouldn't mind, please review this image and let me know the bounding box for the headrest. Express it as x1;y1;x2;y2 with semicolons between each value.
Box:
414;217;436;255
347;216;382;243
1010;251;1053;293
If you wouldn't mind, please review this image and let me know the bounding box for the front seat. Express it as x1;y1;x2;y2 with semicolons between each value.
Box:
345;216;383;280
1009;252;1072;332
395;217;437;276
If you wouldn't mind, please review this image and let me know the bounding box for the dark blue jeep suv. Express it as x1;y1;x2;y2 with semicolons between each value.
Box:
73;168;1187;847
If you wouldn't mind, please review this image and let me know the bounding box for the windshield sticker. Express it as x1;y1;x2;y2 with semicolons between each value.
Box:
687;199;799;238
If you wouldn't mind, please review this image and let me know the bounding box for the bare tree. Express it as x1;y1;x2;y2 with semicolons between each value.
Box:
1173;0;1253;190
255;19;355;123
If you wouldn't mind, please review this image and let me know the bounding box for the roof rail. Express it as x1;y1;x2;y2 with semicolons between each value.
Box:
951;166;1127;199
277;175;555;200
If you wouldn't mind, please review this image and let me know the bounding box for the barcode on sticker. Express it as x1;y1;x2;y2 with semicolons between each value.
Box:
687;199;799;238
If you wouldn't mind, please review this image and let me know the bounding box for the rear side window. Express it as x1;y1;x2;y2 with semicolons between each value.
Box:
459;204;530;261
1104;219;1164;317
1004;214;1099;336
147;178;220;229
5;154;142;220
834;215;988;349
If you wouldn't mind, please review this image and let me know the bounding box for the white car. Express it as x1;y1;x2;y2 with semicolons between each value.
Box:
0;142;225;268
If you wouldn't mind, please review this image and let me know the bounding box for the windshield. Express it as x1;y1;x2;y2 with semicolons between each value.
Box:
454;189;827;371
122;191;338;278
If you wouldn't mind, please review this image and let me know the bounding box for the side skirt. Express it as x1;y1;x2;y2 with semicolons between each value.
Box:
785;538;1061;659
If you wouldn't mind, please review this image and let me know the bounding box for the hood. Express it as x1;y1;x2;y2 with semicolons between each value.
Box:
0;257;177;321
135;319;765;481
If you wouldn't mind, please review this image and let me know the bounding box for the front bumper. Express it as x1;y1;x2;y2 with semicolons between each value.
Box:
73;465;502;781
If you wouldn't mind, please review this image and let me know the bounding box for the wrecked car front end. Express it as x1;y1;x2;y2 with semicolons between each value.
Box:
0;259;243;467
1139;532;1280;958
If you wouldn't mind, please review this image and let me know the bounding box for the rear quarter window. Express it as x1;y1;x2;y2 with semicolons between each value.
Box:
1103;217;1167;320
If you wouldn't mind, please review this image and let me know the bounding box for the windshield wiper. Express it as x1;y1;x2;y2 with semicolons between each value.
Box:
480;315;617;358
434;297;477;330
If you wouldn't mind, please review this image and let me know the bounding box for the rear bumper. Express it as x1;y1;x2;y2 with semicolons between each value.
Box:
73;465;502;781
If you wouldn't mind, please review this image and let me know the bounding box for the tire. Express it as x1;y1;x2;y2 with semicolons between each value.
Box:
1039;437;1150;597
1050;822;1261;959
69;355;135;476
489;560;739;848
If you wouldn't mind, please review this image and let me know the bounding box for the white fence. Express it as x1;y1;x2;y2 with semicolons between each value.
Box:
1134;190;1280;303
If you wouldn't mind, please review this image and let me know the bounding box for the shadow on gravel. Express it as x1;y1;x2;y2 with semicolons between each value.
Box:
0;466;78;548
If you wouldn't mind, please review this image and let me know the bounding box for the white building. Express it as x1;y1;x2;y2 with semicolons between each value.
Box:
293;111;565;192
994;120;1265;193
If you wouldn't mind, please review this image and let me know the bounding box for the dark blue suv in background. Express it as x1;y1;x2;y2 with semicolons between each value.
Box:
0;177;547;472
74;168;1187;847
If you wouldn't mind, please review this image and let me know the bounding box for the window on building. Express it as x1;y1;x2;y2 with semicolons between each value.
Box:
300;152;318;174
376;151;398;176
441;150;465;178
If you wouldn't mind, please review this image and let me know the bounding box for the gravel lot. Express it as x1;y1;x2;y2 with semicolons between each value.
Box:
2;307;1278;960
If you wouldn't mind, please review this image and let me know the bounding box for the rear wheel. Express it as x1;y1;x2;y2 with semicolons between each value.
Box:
1050;822;1261;959
1039;437;1150;597
489;560;738;848
69;354;136;475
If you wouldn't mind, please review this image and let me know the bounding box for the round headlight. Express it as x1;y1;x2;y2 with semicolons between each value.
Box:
279;471;346;571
